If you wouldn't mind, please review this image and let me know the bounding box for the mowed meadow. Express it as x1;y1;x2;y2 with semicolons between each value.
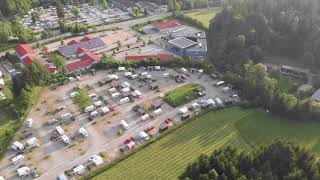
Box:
92;107;320;180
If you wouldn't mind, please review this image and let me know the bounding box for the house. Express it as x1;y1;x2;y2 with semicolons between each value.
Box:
67;39;80;45
58;38;105;58
81;36;93;42
76;47;89;57
15;44;36;64
125;54;175;61
168;37;207;58
154;19;180;31
65;52;101;72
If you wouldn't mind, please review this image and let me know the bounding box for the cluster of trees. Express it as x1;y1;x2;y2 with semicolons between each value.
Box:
58;20;88;34
208;0;320;71
0;17;35;43
180;140;320;180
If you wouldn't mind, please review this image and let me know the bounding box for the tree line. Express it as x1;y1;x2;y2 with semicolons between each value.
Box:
207;0;320;121
180;140;320;180
208;0;320;70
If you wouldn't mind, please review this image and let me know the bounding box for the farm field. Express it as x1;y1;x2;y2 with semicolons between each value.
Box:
185;10;220;28
164;83;202;107
92;107;320;180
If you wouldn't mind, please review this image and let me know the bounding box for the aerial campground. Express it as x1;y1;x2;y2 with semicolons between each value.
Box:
2;0;320;179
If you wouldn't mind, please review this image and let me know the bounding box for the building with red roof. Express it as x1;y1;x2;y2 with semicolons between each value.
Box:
65;52;101;72
16;44;34;57
67;39;80;45
154;19;180;31
80;36;93;42
47;65;57;74
76;47;89;57
125;54;175;61
22;54;38;64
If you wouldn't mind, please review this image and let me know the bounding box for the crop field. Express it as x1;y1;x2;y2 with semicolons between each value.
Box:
164;83;202;107
185;10;220;28
92;107;320;180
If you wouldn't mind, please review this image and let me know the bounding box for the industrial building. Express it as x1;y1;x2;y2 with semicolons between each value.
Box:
167;26;207;58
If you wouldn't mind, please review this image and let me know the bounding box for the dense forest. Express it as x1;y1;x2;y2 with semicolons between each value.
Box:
180;141;320;180
208;0;320;70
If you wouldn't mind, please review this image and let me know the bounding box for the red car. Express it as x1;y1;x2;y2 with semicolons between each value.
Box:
123;137;135;144
145;126;156;132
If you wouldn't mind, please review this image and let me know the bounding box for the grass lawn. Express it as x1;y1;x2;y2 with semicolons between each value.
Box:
92;107;320;180
185;10;220;28
0;86;42;158
164;83;202;107
277;76;299;93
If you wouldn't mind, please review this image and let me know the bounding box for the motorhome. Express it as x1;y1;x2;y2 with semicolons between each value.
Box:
61;135;70;145
56;126;65;136
120;120;129;130
111;92;121;99
120;97;130;104
11;154;25;164
85;105;95;113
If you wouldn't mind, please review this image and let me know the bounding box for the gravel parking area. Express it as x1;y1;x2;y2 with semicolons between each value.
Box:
0;67;235;179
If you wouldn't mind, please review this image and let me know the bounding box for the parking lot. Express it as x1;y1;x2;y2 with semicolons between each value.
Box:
0;66;237;179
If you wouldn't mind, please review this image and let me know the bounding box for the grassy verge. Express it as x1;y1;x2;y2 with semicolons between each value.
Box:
0;42;17;52
185;10;220;28
0;86;42;158
164;83;202;107
90;107;320;180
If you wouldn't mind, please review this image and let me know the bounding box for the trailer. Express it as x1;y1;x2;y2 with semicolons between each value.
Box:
120;120;129;130
120;97;130;104
56;126;65;135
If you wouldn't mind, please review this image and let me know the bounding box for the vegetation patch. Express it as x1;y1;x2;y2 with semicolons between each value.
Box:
277;77;300;93
73;88;92;111
90;107;320;180
164;83;202;107
185;10;220;28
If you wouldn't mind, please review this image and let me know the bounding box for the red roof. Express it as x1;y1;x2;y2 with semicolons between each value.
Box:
154;20;180;31
67;39;80;45
125;54;175;61
76;47;89;54
47;65;57;74
42;47;49;54
16;44;34;57
82;52;101;61
80;36;93;42
23;54;37;64
66;52;101;72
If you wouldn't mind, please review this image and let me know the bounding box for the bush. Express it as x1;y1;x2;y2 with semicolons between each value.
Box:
165;84;202;107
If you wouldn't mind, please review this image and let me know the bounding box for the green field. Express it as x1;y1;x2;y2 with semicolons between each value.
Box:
277;77;299;93
92;107;320;180
185;10;220;28
164;83;202;107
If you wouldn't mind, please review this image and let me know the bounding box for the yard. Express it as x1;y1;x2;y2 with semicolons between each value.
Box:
185;9;220;28
277;76;300;93
164;83;202;107
92;107;320;180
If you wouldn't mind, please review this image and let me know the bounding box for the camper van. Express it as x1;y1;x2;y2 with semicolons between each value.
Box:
94;101;103;107
90;110;99;118
61;113;73;121
132;90;142;98
162;73;169;78
124;72;132;77
111;92;120;99
11;154;25;164
120;97;130;104
85;105;95;113
141;114;150;121
56;126;65;136
100;106;110;114
108;87;117;94
26;137;40;148
78;127;88;138
153;108;162;116
215;81;225;86
120;120;129;130
138;131;150;141
61;135;70;145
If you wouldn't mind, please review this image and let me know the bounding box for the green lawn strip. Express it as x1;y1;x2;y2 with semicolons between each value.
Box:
91;107;320;180
185;10;220;28
164;83;202;107
0;86;42;158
